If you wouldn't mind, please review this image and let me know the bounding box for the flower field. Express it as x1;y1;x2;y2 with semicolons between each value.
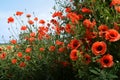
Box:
0;0;120;80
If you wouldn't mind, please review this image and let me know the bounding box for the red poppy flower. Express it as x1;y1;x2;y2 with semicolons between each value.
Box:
67;12;79;24
16;11;23;16
110;0;120;6
47;23;50;27
92;41;107;56
78;14;83;20
17;52;23;58
81;7;92;13
98;25;108;37
56;40;64;46
65;24;74;33
21;26;27;30
28;20;34;25
34;17;38;21
58;47;65;53
6;46;12;50
61;61;69;67
0;52;6;60
11;58;17;64
70;39;80;49
25;48;32;53
30;32;36;37
52;11;63;18
65;7;71;13
26;14;31;18
0;47;2;51
83;19;96;29
114;5;120;13
10;39;17;44
55;26;61;35
70;49;78;61
19;62;26;67
29;37;35;43
98;25;108;31
114;22;120;31
49;46;55;52
84;54;91;64
39;47;45;52
65;24;71;33
105;29;120;42
8;17;14;23
50;19;59;25
45;34;51;39
100;54;114;68
39;19;45;24
24;55;31;61
85;30;97;39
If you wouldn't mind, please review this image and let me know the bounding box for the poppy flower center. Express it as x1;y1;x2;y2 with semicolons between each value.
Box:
74;53;77;57
102;29;106;31
73;42;79;47
85;57;90;61
97;46;102;51
103;59;109;64
110;34;115;37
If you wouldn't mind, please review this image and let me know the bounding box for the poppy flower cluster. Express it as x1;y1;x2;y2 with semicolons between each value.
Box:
3;0;120;80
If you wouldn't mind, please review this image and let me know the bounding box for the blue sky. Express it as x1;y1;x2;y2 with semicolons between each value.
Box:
0;0;54;43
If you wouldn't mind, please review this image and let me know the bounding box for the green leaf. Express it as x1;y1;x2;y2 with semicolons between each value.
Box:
89;69;100;75
107;74;118;79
